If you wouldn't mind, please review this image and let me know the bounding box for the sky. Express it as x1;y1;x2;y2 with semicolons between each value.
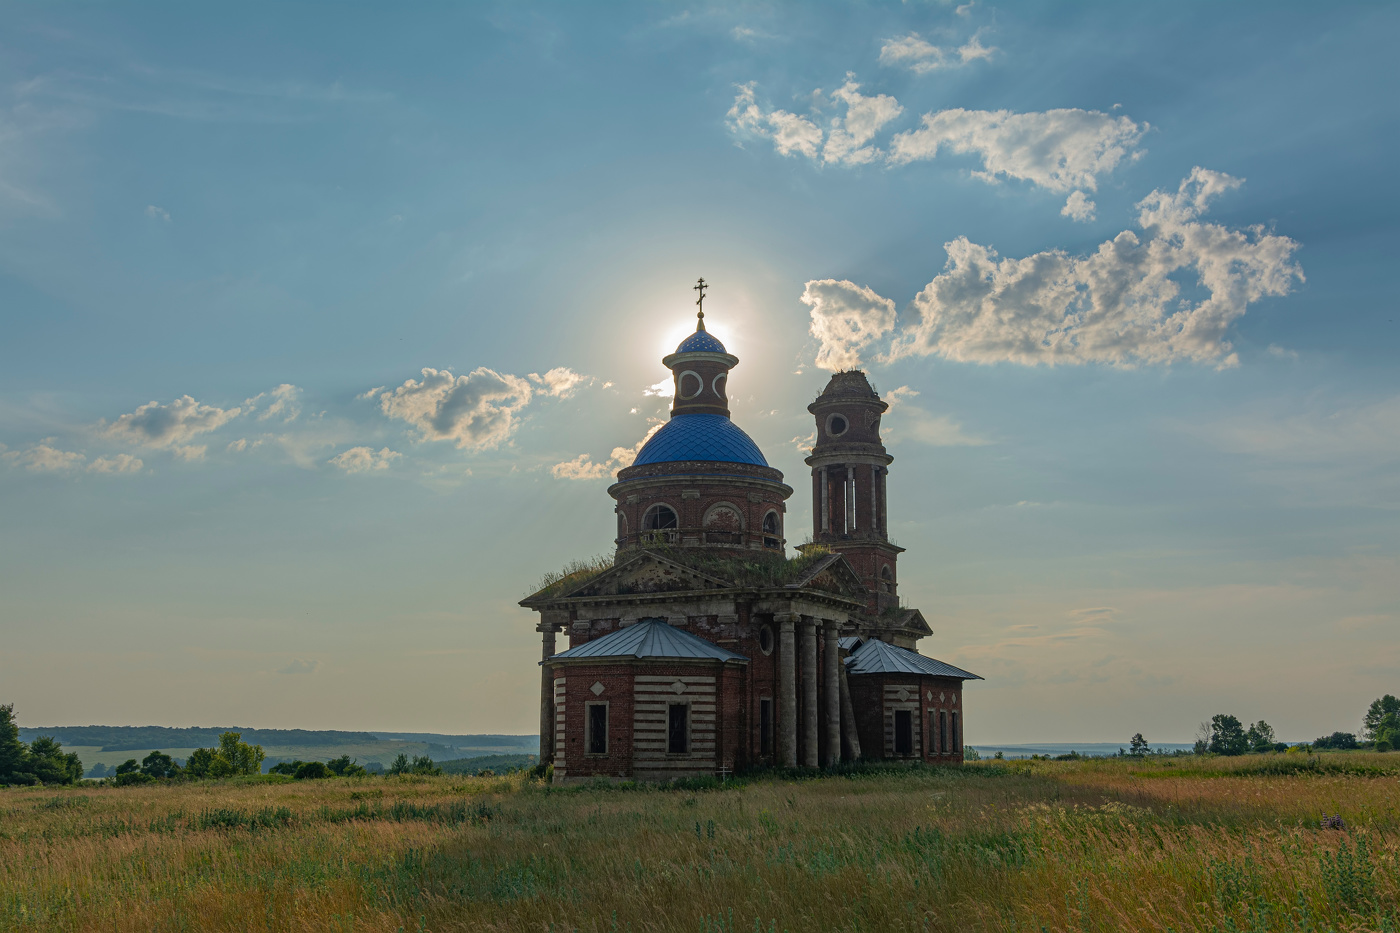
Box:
1;2;1396;744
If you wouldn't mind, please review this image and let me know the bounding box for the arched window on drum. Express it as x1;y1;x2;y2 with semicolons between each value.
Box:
762;509;782;550
879;564;895;594
641;504;679;544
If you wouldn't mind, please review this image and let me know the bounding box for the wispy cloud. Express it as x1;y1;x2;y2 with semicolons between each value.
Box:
552;421;664;480
99;395;241;449
327;446;401;474
878;32;996;74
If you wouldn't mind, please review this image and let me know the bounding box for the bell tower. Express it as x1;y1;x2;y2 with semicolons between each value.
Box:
803;371;903;614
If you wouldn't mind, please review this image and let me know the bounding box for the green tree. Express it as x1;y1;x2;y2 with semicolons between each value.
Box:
293;761;332;780
1129;733;1149;756
140;751;180;779
25;737;83;785
388;753;410;776
326;755;368;777
411;755;442;776
1362;695;1400;742
182;733;265;779
0;704;26;784
184;747;215;778
115;759;140;775
1246;721;1276;752
1208;715;1249;756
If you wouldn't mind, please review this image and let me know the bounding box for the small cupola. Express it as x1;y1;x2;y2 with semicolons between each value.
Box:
662;279;739;417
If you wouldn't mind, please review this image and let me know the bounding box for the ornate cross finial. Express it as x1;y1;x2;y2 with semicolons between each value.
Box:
693;277;707;331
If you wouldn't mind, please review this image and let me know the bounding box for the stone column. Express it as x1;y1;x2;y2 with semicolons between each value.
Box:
800;617;819;767
839;654;862;761
537;622;557;761
822;619;841;767
776;613;798;767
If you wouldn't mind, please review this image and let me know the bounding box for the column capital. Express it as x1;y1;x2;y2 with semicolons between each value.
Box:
798;616;819;633
773;611;799;627
535;622;563;634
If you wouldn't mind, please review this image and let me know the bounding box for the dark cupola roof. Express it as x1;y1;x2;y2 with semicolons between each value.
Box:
633;413;769;467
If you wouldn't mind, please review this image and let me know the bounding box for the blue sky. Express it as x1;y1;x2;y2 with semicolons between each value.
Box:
2;2;1396;743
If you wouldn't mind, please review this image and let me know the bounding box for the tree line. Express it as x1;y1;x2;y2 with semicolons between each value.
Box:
1;703;445;787
1123;694;1399;757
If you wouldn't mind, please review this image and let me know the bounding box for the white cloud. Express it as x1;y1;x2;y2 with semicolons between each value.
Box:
888;107;1147;192
879;32;996;74
527;367;590;398
145;204;171;222
1266;344;1299;360
1061;190;1096;222
243;383;301;422
2;443;85;472
378;367;533;450
173;444;207;461
552;422;663;481
800;279;898;371
100;395;241;448
87;453;144;474
890;168;1303;367
643;379;674;398
821;77;903;166
882;386;921;409
877;386;989;446
327;446;401;473
727;82;822;159
728;78;900;166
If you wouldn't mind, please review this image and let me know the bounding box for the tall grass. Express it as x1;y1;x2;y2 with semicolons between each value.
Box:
1;755;1397;931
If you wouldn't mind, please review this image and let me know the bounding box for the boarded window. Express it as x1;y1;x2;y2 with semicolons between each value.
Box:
587;704;607;755
951;711;959;753
928;709;938;754
668;704;689;754
894;709;913;756
940;710;949;755
760;698;773;757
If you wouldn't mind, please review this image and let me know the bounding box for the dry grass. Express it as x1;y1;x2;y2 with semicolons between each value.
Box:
2;754;1398;932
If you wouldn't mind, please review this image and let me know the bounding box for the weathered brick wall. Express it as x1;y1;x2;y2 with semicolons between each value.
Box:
847;673;965;764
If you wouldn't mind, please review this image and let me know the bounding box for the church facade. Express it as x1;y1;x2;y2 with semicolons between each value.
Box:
521;300;980;782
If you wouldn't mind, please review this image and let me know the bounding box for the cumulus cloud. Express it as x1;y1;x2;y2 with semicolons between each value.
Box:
552;422;664;481
1061;190;1096;222
100;395;241;449
2;443;85;472
243;384;301;422
528;367;590;398
887;107;1146;193
87;453;144;474
800;279;898;371
889;168;1303;367
879;32;996;74
821;78;903;166
727;82;823;159
327;446;401;473
728;78;901;166
643;379;674;398
378;367;534;450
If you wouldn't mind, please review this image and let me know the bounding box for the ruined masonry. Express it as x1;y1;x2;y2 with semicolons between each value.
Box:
521;302;981;782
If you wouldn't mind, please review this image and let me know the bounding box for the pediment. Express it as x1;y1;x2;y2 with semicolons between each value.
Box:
786;553;867;598
563;551;734;598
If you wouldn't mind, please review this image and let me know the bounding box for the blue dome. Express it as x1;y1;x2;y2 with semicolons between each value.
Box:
675;328;727;354
633;414;768;467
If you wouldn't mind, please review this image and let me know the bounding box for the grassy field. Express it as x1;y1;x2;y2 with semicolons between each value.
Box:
3;753;1398;932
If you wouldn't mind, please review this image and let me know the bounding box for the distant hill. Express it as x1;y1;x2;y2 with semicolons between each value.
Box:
17;725;384;751
438;753;538;775
373;732;537;748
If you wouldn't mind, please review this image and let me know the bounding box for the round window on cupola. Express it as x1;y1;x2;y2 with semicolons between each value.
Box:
826;413;848;438
678;371;703;399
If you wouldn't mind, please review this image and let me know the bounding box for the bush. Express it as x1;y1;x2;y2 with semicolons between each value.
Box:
1313;732;1360;750
293;761;332;780
113;770;154;786
1376;739;1393;753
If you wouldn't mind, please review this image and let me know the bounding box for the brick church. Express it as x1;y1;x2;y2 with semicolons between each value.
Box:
522;289;980;782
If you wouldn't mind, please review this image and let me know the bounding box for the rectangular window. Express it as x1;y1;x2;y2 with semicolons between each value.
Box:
951;711;959;754
939;710;949;755
587;703;608;755
894;709;913;756
759;698;773;757
668;703;689;754
928;709;938;754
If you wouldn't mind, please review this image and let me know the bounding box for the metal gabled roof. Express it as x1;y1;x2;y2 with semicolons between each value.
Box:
547;618;748;664
844;637;982;680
